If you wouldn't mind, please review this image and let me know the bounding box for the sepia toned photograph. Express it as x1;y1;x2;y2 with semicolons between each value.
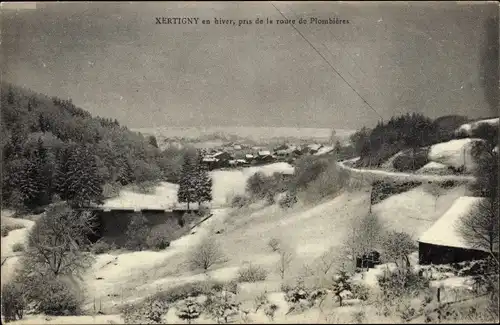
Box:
1;1;498;324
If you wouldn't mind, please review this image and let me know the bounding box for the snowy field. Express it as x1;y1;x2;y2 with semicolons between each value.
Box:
212;162;294;206
102;162;294;209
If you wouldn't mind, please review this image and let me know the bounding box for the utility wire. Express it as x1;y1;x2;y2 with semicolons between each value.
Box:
271;2;383;120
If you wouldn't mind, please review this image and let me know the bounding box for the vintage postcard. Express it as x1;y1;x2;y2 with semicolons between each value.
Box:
1;1;498;324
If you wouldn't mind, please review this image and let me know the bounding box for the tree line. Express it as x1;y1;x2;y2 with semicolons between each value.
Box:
347;113;496;167
1;82;188;211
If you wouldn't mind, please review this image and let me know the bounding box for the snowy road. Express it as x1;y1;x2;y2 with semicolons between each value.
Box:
337;158;476;184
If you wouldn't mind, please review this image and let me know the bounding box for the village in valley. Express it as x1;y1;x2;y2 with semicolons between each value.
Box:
199;142;336;170
1;2;499;325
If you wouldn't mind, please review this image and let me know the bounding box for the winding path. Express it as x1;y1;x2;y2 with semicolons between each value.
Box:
337;157;476;184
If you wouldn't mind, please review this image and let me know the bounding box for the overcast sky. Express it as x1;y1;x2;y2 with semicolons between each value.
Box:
2;1;498;129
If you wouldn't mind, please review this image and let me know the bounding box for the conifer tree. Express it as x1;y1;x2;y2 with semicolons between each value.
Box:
54;146;72;200
21;156;42;209
65;145;104;207
177;151;198;209
332;268;352;307
194;159;213;206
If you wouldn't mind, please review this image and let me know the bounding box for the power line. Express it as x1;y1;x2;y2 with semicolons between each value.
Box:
271;2;383;120
285;4;361;81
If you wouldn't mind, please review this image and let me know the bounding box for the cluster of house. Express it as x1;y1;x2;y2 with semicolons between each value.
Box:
200;142;336;170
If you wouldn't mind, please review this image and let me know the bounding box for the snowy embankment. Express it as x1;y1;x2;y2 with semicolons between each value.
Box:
417;161;450;175
427;138;483;172
456;117;499;136
337;158;475;184
1;212;35;286
372;184;468;238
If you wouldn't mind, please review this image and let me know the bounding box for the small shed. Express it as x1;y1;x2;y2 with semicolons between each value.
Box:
418;196;495;265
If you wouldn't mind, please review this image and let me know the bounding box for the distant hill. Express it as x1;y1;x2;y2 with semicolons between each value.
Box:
134;126;356;147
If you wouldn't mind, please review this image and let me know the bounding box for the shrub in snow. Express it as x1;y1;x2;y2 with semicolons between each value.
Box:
146;230;170;251
12;242;25;252
125;213;150;251
278;191;297;209
91;239;116;254
197;205;211;217
231;195;250;208
331;269;352;306
121;299;169;324
188;235;225;271
1;281;26;322
284;286;309;304
284;285;328;315
175;297;202;324
237;264;268;283
371;180;422;205
350;282;370;301
392;148;429;172
377;267;430;299
264;303;278;321
253;291;269;312
268;238;281;252
34;277;83;316
423;302;460;323
351;310;366;323
151;280;236;304
204;290;240;323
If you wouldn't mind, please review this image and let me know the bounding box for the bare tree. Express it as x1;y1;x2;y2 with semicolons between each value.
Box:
23;203;96;277
380;231;416;271
277;249;293;280
343;213;384;270
457;198;499;263
189;235;225;271
424;182;441;211
316;249;337;276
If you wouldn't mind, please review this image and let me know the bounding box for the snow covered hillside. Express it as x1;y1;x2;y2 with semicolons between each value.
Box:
456;117;499;135
372;184;469;239
427;138;484;171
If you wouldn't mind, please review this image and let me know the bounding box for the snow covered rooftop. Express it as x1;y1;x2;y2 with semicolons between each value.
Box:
307;144;322;151
202;157;218;162
314;146;334;156
258;150;271;156
212;151;227;157
245;154;254;159
418;196;492;252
